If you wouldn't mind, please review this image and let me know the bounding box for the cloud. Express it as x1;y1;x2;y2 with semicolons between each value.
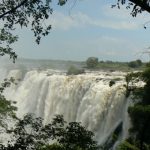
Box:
92;20;138;30
102;5;150;28
49;11;139;30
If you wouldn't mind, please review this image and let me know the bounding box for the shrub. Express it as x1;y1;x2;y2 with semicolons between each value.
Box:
67;66;85;75
86;57;98;68
128;60;142;68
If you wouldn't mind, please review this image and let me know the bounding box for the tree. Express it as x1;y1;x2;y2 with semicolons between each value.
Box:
86;57;98;69
128;60;142;68
58;121;97;150
0;0;67;62
128;105;150;149
59;0;150;15
118;66;150;150
116;0;150;17
1;0;150;63
128;61;138;68
67;66;85;75
136;59;142;66
39;144;65;150
117;141;140;150
58;0;150;15
0;114;98;150
1;1;150;149
58;0;67;6
0;78;18;128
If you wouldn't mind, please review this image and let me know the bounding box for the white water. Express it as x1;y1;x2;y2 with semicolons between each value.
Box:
1;65;130;146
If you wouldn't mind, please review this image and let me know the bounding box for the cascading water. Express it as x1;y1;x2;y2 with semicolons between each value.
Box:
0;62;131;147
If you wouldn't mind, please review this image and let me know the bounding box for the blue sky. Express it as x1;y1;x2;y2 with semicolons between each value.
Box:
12;0;150;61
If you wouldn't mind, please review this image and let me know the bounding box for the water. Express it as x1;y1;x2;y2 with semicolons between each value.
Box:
0;59;130;147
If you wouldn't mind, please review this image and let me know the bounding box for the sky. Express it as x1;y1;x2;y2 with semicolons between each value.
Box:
11;0;150;62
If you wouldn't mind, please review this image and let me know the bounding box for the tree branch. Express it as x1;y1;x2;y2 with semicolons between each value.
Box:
129;0;150;13
0;0;28;19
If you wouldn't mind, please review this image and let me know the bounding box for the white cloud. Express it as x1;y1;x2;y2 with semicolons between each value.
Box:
102;4;150;28
48;11;139;30
50;12;78;30
92;19;138;30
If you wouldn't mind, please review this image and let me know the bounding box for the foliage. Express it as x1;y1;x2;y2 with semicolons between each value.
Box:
0;0;60;62
58;0;67;6
67;66;85;75
128;60;142;68
0;28;18;62
0;114;98;150
39;143;65;150
86;57;98;69
120;66;150;150
136;59;142;66
115;0;150;18
125;72;143;98
117;141;140;150
0;78;17;128
59;121;97;150
93;60;145;71
128;105;150;149
0;0;150;63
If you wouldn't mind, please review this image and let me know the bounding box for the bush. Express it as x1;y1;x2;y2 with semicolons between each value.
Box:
128;60;142;68
86;57;98;68
67;66;85;75
136;59;142;66
117;141;140;150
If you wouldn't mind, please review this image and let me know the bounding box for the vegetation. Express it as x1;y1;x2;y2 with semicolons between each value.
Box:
117;141;140;150
58;0;67;6
116;0;150;18
128;60;143;68
0;114;98;150
0;0;150;62
67;66;85;75
1;0;150;150
0;78;17;128
85;59;145;71
0;0;66;62
118;65;150;150
86;57;98;69
63;0;150;16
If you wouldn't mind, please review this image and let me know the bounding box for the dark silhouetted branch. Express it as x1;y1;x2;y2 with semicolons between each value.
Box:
0;0;28;19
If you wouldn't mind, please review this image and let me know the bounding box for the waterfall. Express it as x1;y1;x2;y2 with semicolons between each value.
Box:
1;66;130;146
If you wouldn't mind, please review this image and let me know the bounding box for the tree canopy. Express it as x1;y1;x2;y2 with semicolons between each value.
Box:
0;114;98;150
118;65;150;150
0;0;64;62
86;57;98;69
116;0;150;16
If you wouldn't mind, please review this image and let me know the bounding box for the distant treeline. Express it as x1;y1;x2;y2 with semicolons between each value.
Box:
66;58;147;75
84;57;146;71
